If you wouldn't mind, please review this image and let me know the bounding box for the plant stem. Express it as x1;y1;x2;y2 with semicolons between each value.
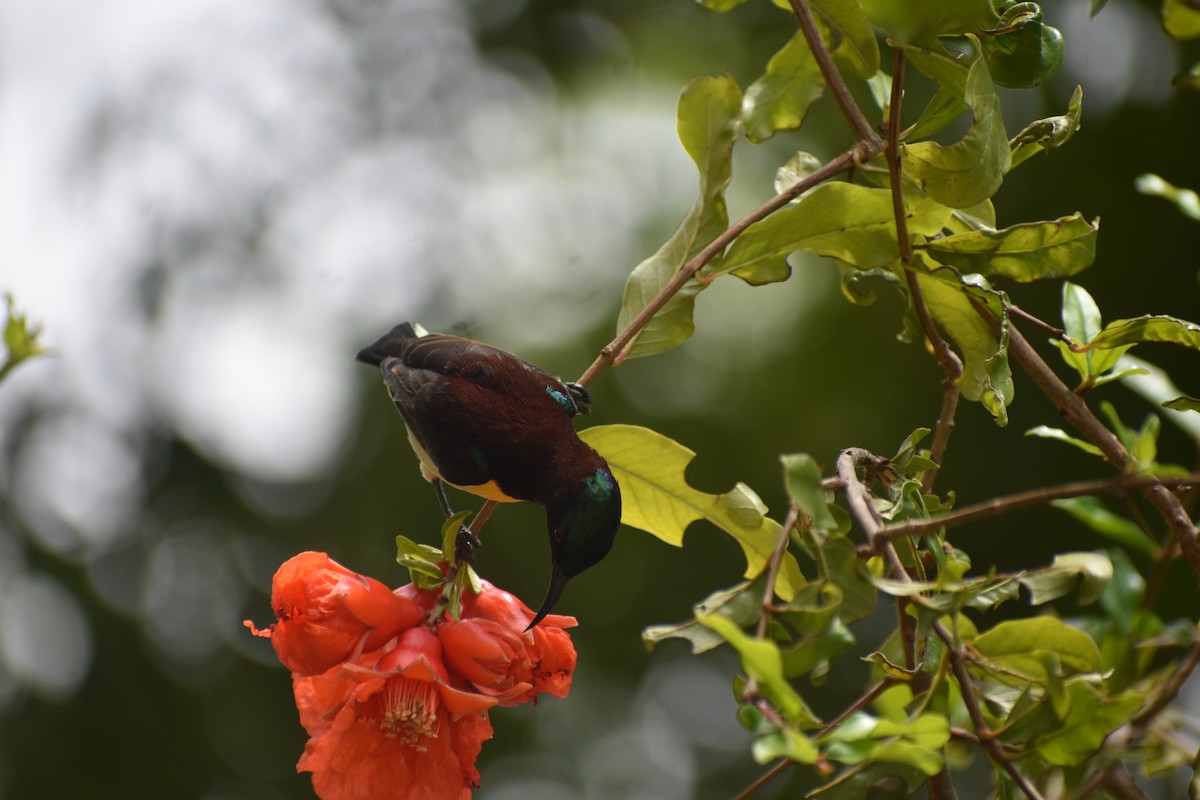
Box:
1002;317;1200;579
879;473;1199;539
787;0;882;150
576;149;865;387
882;48;962;493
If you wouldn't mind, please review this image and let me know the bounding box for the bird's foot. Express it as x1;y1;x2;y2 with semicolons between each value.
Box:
454;524;481;564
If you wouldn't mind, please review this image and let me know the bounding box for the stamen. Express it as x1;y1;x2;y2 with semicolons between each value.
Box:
377;676;441;751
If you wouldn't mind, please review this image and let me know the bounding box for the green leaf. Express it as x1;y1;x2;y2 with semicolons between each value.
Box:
914;263;1013;424
395;534;446;589
1053;281;1131;384
1;294;49;383
1017;551;1112;606
821;712;950;775
695;0;750;10
1163;396;1200;412
699;613;821;727
782;453;838;533
752;728;820;764
743;29;826;144
972;617;1103;682
1024;425;1104;457
1163;0;1200;39
901;53;1011;208
1033;682;1142;766
1118;355;1200;439
1010;85;1084;170
719;183;953;284
617;75;740;358
920;213;1097;282
978;11;1064;88
1135;173;1200;221
775;151;824;197
580;424;805;600
905;85;967;141
642;578;766;653
1086;314;1200;353
1050;496;1158;556
811;0;881;78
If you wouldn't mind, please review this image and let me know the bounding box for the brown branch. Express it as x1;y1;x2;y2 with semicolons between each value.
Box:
731;759;795;800
1009;304;1082;351
1131;634;1200;731
757;504;801;639
936;622;1046;800
1002;317;1200;579
787;0;883;150
882;48;962;494
879;474;1200;540
576;149;864;387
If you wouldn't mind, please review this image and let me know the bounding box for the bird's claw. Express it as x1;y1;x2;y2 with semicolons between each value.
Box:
454;523;481;564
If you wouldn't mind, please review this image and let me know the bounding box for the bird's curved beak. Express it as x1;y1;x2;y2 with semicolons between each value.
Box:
526;565;570;631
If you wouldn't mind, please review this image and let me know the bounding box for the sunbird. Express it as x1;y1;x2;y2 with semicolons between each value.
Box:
357;322;621;627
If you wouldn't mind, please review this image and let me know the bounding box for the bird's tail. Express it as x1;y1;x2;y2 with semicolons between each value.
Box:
355;322;425;366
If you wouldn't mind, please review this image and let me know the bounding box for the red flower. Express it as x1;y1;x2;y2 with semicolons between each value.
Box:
245;551;424;676
246;552;579;800
439;578;577;704
294;626;496;799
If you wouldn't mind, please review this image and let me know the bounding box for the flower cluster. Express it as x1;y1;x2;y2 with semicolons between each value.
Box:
246;552;577;799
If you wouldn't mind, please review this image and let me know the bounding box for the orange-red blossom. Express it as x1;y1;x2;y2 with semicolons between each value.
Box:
246;551;577;800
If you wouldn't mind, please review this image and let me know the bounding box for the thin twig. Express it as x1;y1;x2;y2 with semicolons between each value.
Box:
879;474;1199;539
1130;635;1200;730
576;150;864;387
883;49;962;494
1009;304;1082;350
936;622;1046;800
1001;316;1200;579
731;759;795;800
786;0;883;150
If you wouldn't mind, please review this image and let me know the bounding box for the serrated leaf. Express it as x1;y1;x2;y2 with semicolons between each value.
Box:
1086;314;1200;352
719;183;953;284
1018;551;1112;605
580;424;805;600
811;0;881;78
1050;496;1158;555
700;613;821;727
642;578;765;654
1025;425;1104;457
743;29;826;144
973;617;1102;682
1010;85;1083;169
617;75;740;358
921;213;1097;282
901;54;1011;208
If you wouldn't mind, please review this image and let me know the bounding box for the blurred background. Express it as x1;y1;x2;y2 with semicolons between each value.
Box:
1;0;1199;797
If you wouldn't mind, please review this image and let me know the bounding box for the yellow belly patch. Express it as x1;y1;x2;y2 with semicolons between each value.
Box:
406;427;519;503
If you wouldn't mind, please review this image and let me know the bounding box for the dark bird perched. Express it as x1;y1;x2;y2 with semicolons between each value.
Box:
356;322;621;628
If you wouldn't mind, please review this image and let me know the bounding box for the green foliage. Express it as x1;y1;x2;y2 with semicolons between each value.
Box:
597;1;1198;797
617;75;739;357
579;424;806;599
1;293;48;383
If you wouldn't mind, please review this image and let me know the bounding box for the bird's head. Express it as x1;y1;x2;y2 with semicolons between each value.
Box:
529;463;621;629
